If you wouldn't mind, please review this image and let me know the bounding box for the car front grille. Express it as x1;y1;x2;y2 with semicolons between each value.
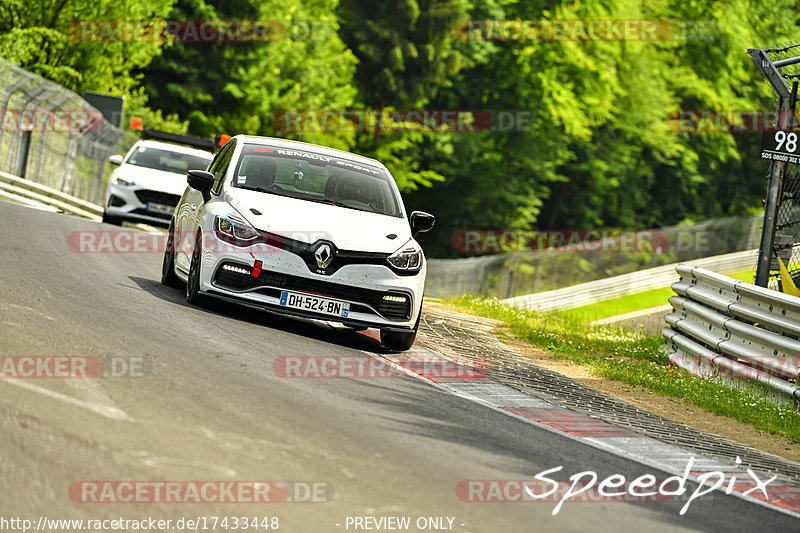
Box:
213;263;412;321
134;190;181;206
254;229;390;276
130;208;172;220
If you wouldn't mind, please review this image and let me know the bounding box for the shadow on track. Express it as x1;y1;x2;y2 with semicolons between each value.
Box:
128;275;390;354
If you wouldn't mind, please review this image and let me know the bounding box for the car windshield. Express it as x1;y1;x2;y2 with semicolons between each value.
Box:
126;146;211;174
231;144;402;217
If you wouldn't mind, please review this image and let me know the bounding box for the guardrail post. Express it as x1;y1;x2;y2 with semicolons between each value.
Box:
756;86;797;286
0;73;34;167
14;131;31;179
748;48;799;286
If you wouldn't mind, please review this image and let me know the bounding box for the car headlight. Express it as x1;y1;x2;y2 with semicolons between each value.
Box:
111;174;135;187
214;214;259;243
387;240;422;271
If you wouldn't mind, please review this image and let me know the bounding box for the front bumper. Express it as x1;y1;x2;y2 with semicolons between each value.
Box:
195;235;425;330
104;184;180;225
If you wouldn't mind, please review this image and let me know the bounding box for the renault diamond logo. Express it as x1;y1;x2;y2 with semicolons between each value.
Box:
314;243;334;269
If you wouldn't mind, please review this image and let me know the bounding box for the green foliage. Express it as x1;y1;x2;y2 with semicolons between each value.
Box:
338;0;469;108
3;0;799;256
448;295;800;442
0;0;174;93
139;0;359;144
408;0;800;256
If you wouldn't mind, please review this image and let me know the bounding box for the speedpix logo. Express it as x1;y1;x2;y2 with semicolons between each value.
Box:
457;456;777;516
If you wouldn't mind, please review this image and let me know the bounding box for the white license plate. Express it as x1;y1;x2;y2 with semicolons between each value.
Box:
279;291;350;317
146;202;174;215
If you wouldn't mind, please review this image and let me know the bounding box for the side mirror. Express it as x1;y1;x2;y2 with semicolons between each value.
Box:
187;169;215;203
108;154;123;165
410;211;435;234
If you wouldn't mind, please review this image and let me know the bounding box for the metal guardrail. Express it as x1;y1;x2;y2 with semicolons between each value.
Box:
662;264;800;404
0;169;102;218
0;170;164;232
502;250;758;312
426;216;762;300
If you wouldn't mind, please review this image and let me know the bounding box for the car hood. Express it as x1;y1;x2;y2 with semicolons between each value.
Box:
224;188;412;254
116;165;192;196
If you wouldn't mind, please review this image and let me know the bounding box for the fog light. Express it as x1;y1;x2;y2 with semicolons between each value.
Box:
382;295;407;302
222;264;250;275
109;195;125;207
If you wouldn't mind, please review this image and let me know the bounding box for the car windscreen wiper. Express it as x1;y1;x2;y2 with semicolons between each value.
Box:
236;185;280;195
315;198;351;208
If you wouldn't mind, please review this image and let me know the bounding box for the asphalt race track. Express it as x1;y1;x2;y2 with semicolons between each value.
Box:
0;199;797;532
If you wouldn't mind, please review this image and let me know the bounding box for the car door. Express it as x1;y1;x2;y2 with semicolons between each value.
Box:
175;140;236;271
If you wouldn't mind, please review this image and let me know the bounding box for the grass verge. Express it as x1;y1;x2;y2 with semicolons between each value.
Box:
447;294;800;443
560;268;757;322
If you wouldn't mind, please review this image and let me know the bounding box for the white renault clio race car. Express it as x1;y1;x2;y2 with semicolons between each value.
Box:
104;140;214;226
161;135;435;350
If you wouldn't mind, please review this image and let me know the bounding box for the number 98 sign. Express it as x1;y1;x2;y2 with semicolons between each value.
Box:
761;129;800;162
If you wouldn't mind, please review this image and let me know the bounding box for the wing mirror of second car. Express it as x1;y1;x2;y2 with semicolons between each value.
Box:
108;154;123;165
187;170;215;203
410;211;435;235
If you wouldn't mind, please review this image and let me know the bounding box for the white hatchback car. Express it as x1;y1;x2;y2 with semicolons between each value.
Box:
104;140;214;226
161;135;435;350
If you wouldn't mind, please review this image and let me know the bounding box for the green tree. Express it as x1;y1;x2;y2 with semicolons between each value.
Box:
336;0;471;192
140;0;359;146
0;0;174;94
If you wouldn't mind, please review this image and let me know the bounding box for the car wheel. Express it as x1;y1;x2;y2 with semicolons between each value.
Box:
186;230;206;306
102;211;122;225
161;220;182;288
380;312;421;351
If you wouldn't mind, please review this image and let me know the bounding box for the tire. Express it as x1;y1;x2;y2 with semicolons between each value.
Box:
161;220;182;288
102;211;122;225
185;230;206;306
380;311;421;351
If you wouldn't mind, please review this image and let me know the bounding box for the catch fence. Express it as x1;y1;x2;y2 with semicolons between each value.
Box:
0;58;138;206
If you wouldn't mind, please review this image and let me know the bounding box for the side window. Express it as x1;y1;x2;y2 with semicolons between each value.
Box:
207;143;230;177
210;141;236;194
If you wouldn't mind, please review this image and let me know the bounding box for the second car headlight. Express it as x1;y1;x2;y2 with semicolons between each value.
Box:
387;240;422;271
111;174;135;186
214;214;259;243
